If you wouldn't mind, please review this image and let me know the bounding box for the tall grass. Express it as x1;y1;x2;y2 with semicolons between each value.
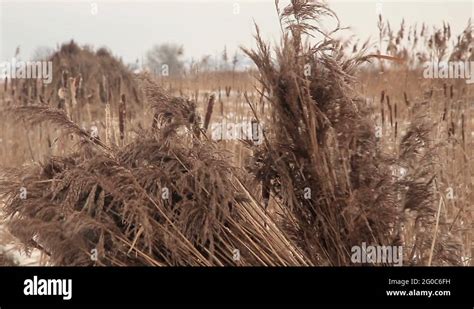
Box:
0;0;470;266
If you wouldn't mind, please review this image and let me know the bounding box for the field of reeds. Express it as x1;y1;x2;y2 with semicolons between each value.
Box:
0;0;472;266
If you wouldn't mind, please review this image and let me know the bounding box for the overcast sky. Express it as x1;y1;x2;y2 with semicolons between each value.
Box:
0;0;473;64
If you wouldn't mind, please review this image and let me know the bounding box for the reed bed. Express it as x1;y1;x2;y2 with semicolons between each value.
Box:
0;0;471;266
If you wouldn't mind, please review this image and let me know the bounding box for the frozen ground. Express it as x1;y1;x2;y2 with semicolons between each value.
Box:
0;222;43;266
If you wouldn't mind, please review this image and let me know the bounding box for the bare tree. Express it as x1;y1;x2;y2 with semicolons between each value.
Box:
32;46;54;61
146;44;184;77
